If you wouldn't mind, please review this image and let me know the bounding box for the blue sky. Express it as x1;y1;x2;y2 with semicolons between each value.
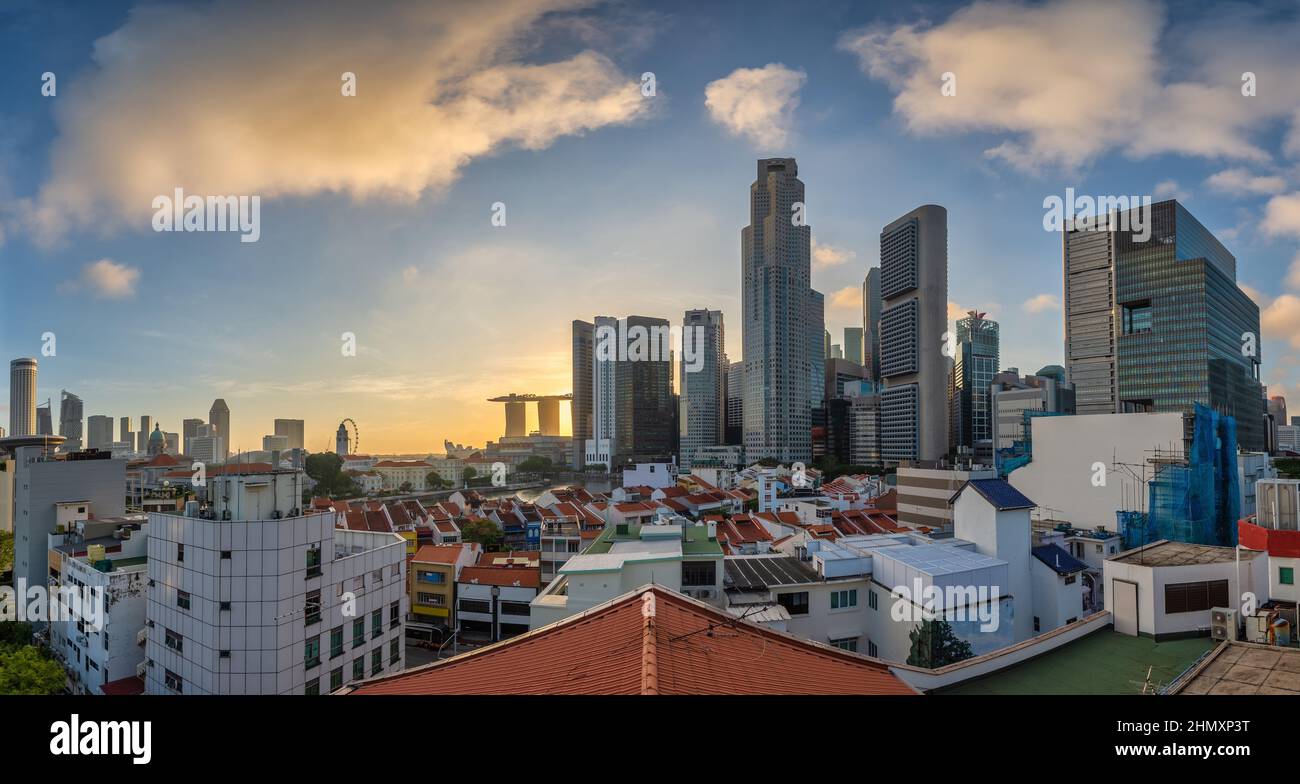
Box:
2;0;1299;452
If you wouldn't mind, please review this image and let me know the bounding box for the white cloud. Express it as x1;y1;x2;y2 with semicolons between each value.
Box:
828;285;862;312
22;0;649;244
1262;293;1300;350
402;265;420;284
838;0;1300;173
1264;192;1300;239
704;63;806;149
1206;168;1288;197
811;238;856;269
1154;180;1188;201
1288;253;1300;291
1022;293;1060;314
61;258;140;299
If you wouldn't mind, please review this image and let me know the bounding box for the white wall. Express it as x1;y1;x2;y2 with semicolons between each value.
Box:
1103;552;1267;638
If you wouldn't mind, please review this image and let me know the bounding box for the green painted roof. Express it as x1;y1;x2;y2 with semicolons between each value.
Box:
584;522;723;557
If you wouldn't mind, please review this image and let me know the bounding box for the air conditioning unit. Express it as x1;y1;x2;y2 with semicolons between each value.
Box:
135;660;147;679
1211;607;1237;641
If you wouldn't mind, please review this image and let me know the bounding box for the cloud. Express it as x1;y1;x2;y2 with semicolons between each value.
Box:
827;285;862;312
1264;193;1300;239
948;301;1000;321
401;265;420;284
60;258;140;299
704;63;806;149
1154;180;1188;201
838;0;1300;173
1206;168;1288;197
1262;294;1300;350
1022;293;1060;314
811;238;856;269
1289;253;1300;291
22;0;649;244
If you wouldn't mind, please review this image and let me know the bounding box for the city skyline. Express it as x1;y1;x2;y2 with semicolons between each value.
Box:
4;0;1300;453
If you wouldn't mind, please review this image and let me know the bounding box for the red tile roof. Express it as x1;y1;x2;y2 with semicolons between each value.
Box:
457;566;540;589
412;544;472;565
347;586;915;695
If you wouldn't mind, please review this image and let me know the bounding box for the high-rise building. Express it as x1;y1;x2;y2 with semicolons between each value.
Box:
679;309;725;471
1063;200;1265;450
191;423;225;464
586;315;675;468
273;418;305;451
86;415;114;450
120;416;134;446
741;158;823;464
1268;396;1288;453
990;369;1076;475
879;205;949;463
138;415;153;454
36;400;53;436
862;267;882;381
825;358;868;401
263;434;290;452
209;399;230;461
182;418;203;454
571;320;594;469
725;360;743;446
844;327;864;366
949;311;1000;460
58;390;84;452
8;358;37;437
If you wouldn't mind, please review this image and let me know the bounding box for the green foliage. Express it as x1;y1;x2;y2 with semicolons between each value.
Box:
425;472;448;490
0;621;34;648
584;463;607;473
304;452;365;498
756;457;780;468
0;646;67;695
518;456;553;474
463;467;477;481
459;518;503;552
0;530;13;576
1277;458;1300;480
906;619;974;669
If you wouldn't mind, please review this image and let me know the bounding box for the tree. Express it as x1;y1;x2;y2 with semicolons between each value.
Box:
584;463;607;473
459;518;502;551
0;646;67;695
0;530;13;578
463;467;477;484
756;457;780;468
518;456;553;474
303;452;365;499
399;481;413;494
906;619;974;669
425;472;446;490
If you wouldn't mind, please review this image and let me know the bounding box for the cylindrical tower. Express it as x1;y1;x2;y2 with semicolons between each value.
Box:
537;398;561;436
9;358;37;437
504;401;527;438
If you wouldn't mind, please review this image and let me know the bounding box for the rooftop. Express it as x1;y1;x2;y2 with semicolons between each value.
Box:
346;585;916;695
1174;642;1300;695
724;556;820;590
1110;539;1259;567
950;478;1036;510
585;522;724;558
940;631;1215;695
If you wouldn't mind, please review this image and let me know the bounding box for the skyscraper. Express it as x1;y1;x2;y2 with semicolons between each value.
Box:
879;205;949;463
209;399;230;461
949;311;1000;460
571;320;594;469
36;400;53;436
844;327;864;366
183;418;203;454
8;358;37;437
59;390;84;452
138;415;153;454
862;267;882;381
86;414;114;450
1063;199;1265;450
120;415;133;445
741;158;822;464
725;360;743;446
679;309;725;471
586;315;675;468
273;418;305;451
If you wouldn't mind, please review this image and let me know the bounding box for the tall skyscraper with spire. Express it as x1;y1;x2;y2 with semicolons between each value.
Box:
741;158;822;464
209;399;230;461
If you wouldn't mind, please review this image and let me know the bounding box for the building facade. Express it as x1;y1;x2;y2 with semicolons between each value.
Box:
679;309;726;472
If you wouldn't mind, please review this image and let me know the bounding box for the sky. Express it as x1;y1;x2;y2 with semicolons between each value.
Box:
2;0;1300;454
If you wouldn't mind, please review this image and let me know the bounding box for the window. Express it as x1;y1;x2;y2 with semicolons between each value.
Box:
829;637;858;652
371;649;382;675
304;636;321;670
867;640;878;657
304;678;320;696
459;599;490;615
868;590;878;610
306;545;322;578
389;564;400;578
371;610;382;638
500;601;531;617
416;593;446;607
1282;567;1295;586
776;591;809;616
830;589;858;610
352;619;365;647
1064;574;1076;585
220;601;231;611
1095;544;1103;553
1033;616;1040;633
389;601;400;628
177;543;184;563
1164;580;1230;614
416;570;445;584
164;629;183;653
305;589;321;626
330;626;344;658
164;669;182;693
330;667;344;692
1122;301;1153;334
219;650;230;658
681;560;716;587
1065;617;1077;625
389;638;400;665
372;568;383;584
221;550;231;559
177;590;191;610
353;657;365;681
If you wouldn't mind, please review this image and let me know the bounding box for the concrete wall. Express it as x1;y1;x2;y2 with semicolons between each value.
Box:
1103;552;1268;638
1009;412;1185;532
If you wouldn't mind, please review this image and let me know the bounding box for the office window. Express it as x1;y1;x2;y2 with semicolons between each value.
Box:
831;589;858;610
164;628;183;653
352;618;365;647
306;545;322;578
164;669;182;693
305;589;321;626
176;590;191;610
371;609;382;638
177;543;184;563
389;638;400;665
304;636;321;669
1282;567;1295;586
1164;580;1230;614
220;601;231;611
221;550;232;559
353;657;365;681
370;649;382;675
389;601;400;628
330;667;344;692
1122;301;1153;334
776;591;809;616
304;678;320;696
219;650;230;658
330;626;344;658
389;563;400;578
1033;616;1040;633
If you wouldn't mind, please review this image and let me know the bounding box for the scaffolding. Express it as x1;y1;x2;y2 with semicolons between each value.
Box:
996;409;1066;478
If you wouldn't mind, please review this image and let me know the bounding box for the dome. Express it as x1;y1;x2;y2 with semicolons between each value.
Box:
149;424;164;443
